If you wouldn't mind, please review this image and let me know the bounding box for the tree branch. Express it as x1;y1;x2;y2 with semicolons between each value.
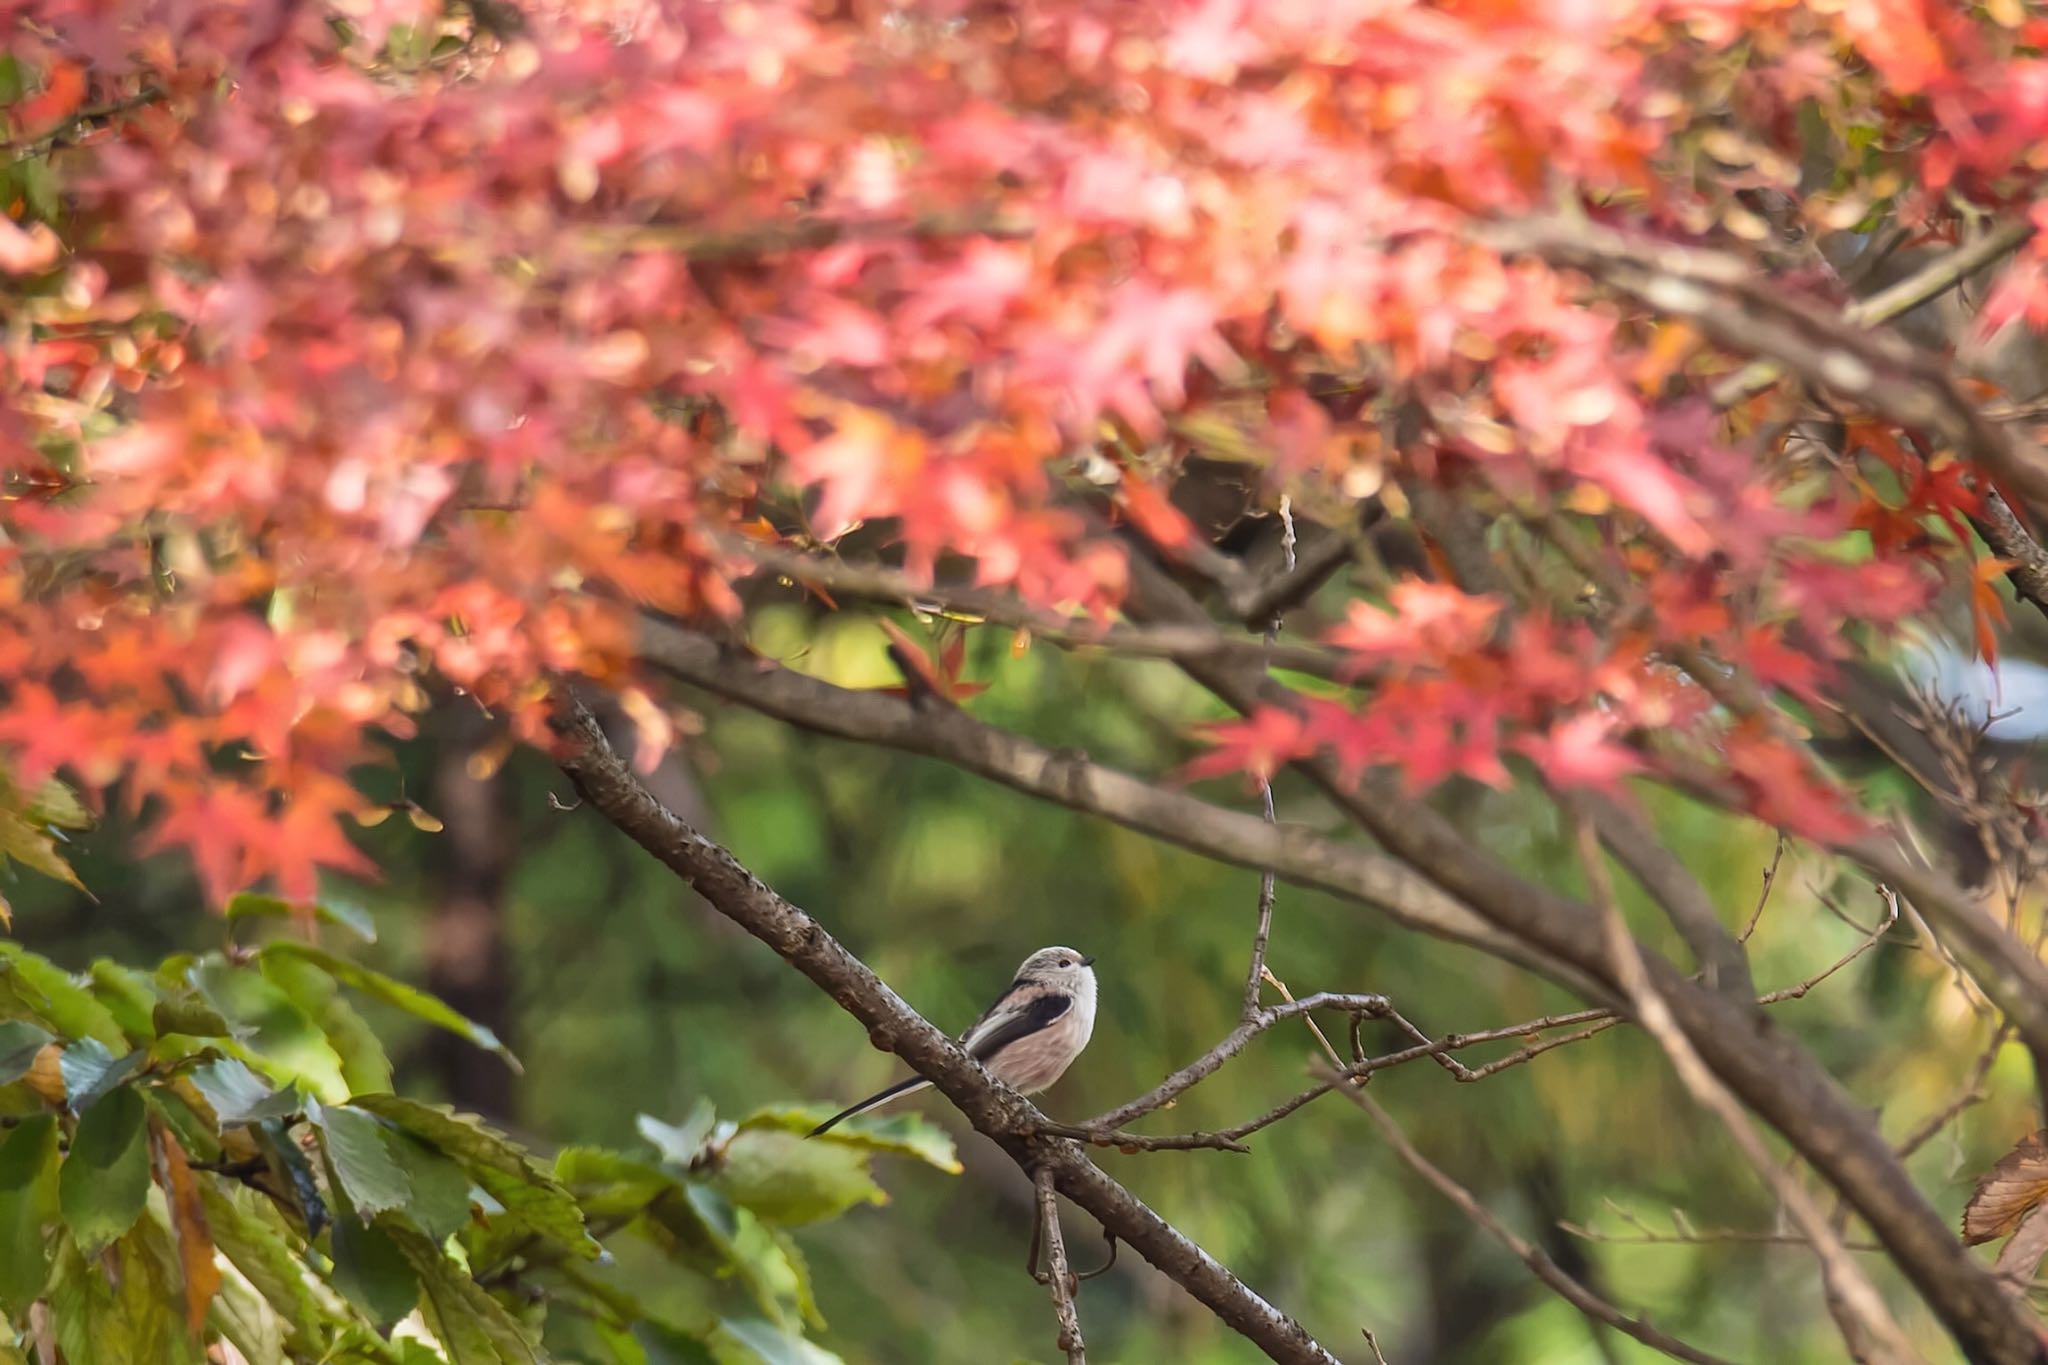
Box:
548;695;1341;1365
636;617;1569;983
1112;543;2048;1365
1570;810;1920;1365
1326;1070;1737;1365
1033;1167;1087;1365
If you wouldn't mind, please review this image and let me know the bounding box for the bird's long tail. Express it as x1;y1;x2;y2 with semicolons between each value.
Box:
806;1077;931;1137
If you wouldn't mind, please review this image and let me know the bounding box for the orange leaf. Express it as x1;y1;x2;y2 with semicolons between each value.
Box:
153;1124;222;1335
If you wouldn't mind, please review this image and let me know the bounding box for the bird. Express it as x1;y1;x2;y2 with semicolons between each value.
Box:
807;946;1098;1138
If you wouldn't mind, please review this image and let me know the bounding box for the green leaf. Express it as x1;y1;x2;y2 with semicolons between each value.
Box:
24;778;92;832
188;1056;300;1126
253;1117;328;1238
0;810;86;895
87;960;158;1042
311;1101;412;1217
150;990;230;1040
225;892;377;943
389;1222;545;1364
349;1095;595;1258
207;1254;286;1365
638;1101;717;1169
742;1107;961;1174
386;1130;474;1243
328;1211;418;1328
193;956;348;1101
58;1038;143;1113
765;1226;823;1331
554;1146;678;1220
258;951;392;1094
15;159;57;225
46;1235;122;1365
59;1087;150;1253
259;943;515;1069
198;1180;327;1353
706;1128;885;1227
0;947;125;1046
0;1019;51;1084
0;1114;58;1315
712;1317;844;1365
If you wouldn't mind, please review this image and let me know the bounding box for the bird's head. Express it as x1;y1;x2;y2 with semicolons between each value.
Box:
1016;945;1096;987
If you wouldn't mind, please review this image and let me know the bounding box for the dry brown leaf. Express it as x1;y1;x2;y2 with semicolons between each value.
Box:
153;1124;222;1335
1963;1130;2048;1245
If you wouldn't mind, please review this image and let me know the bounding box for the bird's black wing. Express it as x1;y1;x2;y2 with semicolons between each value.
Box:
966;991;1072;1062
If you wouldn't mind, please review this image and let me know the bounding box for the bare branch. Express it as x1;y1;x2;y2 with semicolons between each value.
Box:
1570;810;1921;1365
550;695;1342;1365
639;617;1557;978
1327;1072;1738;1365
1033;1167;1087;1364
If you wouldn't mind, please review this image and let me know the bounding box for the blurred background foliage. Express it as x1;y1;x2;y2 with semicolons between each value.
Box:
9;599;2034;1364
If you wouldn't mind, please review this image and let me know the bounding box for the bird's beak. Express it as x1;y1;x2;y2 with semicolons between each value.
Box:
1079;955;1096;968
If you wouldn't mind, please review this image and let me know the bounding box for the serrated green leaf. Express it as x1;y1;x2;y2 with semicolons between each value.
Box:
554;1146;678;1220
387;1129;474;1243
259;943;515;1069
193;956;348;1101
0;1019;51;1084
258;951;392;1094
0;947;125;1046
59;1086;149;1253
0;55;23;104
189;1056;300;1126
349;1095;594;1258
198;1180;327;1353
86;960;157;1042
110;1219;200;1365
225;892;377;943
0;811;85;894
0;1114;58;1315
389;1222;545;1364
150;989;229;1040
253;1117;328;1239
639;1101;716;1168
742;1108;960;1174
707;1129;884;1227
207;1252;286;1365
328;1210;418;1328
764;1226;823;1331
311;1101;412;1216
58;1038;142;1113
23;778;91;832
46;1235;122;1365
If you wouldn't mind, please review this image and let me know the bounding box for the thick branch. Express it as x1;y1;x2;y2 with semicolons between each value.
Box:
549;698;1340;1365
1485;214;2048;506
637;617;1568;982
1114;544;2048;1365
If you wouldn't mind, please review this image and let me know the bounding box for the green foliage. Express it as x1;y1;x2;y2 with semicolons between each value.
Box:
0;923;955;1363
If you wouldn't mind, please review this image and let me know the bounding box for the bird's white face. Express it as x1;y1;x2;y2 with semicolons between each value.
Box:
1017;946;1096;999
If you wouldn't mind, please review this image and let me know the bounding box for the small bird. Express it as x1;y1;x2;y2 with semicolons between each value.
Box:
808;946;1098;1137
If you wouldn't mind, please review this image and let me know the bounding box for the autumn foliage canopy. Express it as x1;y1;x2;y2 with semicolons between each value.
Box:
4;0;2045;906
11;0;2048;1359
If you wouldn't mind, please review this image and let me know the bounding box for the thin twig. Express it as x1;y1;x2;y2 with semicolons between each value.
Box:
1328;1074;1737;1365
1033;1166;1087;1364
1243;496;1297;1020
1740;836;1786;943
1570;811;1921;1365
